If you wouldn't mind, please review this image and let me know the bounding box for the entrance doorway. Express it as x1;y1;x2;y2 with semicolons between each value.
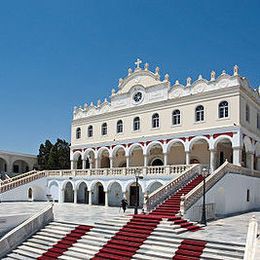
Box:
98;185;105;205
151;158;163;166
130;185;139;207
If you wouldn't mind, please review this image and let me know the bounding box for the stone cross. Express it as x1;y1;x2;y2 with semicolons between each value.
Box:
135;58;142;69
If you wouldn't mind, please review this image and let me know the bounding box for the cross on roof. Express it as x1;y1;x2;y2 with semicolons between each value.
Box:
135;58;142;69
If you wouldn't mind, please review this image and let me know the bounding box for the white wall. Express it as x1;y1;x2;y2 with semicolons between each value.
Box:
1;178;47;202
186;173;260;220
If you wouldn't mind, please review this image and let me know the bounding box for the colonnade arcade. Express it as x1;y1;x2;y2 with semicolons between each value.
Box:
48;179;165;207
71;134;260;172
0;158;30;174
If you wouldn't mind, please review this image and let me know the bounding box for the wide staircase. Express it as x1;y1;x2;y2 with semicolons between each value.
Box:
3;217;245;260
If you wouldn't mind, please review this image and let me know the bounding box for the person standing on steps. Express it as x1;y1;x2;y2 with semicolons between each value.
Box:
121;197;128;213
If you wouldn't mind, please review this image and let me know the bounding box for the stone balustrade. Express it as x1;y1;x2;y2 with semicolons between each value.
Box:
181;162;260;215
144;164;201;212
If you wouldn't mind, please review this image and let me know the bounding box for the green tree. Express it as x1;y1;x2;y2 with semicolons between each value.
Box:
37;139;70;170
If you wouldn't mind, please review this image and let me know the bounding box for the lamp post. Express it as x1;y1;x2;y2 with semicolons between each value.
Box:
134;169;143;215
201;167;208;226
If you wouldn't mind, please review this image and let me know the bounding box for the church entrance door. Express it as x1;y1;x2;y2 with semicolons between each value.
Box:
130;186;139;207
151;158;163;166
98;185;105;205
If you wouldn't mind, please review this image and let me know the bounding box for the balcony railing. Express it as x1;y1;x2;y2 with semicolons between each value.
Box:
44;164;191;177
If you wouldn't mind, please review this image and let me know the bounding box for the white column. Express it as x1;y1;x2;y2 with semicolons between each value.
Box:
74;189;77;203
185;151;190;165
250;153;255;170
210;149;216;172
109;157;113;169
59;189;64;203
89;190;92;205
105;191;109;207
233;147;242;166
144;155;148;167
126;156;130;168
89;159;93;169
163;153;168;166
95;158;99;168
82;160;87;169
70;160;74;170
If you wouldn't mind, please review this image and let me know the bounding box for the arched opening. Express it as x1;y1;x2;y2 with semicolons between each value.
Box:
28;187;33;201
242;136;253;168
129;145;144;167
113;147;126;168
147;143;164;166
49;182;59;202
215;138;233;168
190;138;210;165
167;141;185;165
12;160;29;174
77;182;89;204
64;182;74;203
0;158;7;173
99;149;110;168
83;150;95;169
108;182;123;206
151;158;163;166
77;155;83;169
127;182;143;207
92;182;105;205
147;181;163;195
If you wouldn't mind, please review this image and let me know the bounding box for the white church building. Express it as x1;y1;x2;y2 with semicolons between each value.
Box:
1;59;260;220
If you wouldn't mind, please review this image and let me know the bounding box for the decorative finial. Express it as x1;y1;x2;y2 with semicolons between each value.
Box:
164;74;169;82
104;98;108;103
186;77;192;86
221;70;226;75
134;58;142;70
198;74;203;80
155;66;160;74
73;106;77;113
90;102;94;107
111;88;116;95
128;68;132;76
144;63;149;71
210;70;216;81
97;99;101;107
233;65;239;76
175;80;180;85
118;78;123;87
84;103;88;109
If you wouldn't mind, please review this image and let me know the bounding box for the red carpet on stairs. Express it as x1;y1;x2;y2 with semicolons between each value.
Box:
149;175;204;231
91;215;161;260
173;238;207;260
37;224;92;260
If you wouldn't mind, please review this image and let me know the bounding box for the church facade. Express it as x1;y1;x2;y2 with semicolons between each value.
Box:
70;59;260;173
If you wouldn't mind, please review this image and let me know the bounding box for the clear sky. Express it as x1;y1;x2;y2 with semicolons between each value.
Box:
0;0;259;155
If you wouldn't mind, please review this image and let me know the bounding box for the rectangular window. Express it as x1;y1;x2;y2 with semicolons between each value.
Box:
246;189;250;202
257;113;260;129
246;105;250;122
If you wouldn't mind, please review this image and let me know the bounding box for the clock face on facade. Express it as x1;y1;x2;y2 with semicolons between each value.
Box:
133;91;143;103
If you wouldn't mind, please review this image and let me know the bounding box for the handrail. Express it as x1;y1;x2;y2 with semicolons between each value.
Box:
243;215;258;260
0;171;46;193
182;162;260;214
1;170;37;185
144;164;201;212
0;204;54;258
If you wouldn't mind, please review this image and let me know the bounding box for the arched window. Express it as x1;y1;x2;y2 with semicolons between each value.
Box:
246;104;250;122
101;123;107;135
76;127;81;139
28;188;33;200
117;120;123;133
195;105;204;122
152;113;160;128
219;101;229;118
88;125;93;137
133;117;140;131
172;109;181;125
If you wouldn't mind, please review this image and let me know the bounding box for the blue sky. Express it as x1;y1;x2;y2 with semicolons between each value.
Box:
0;0;259;154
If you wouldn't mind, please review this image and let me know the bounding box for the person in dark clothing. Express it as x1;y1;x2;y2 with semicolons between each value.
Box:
121;198;128;213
